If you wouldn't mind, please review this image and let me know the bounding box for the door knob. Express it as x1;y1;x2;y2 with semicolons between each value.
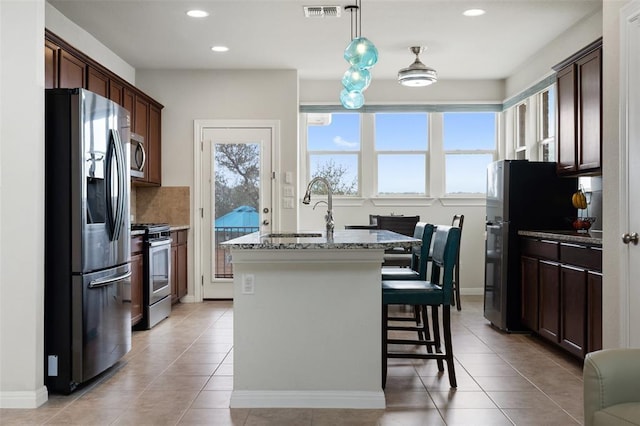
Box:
622;232;639;244
262;220;270;226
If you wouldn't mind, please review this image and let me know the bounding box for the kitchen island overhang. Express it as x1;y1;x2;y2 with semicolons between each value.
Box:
223;230;420;409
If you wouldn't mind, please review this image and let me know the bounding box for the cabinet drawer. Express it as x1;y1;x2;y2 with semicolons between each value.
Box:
131;235;144;254
560;243;602;271
521;238;559;261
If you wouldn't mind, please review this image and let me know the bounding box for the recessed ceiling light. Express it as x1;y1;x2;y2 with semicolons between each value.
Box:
463;9;486;17
211;46;229;53
186;10;209;18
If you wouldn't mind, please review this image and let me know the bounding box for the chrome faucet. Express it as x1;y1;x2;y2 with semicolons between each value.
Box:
302;176;334;233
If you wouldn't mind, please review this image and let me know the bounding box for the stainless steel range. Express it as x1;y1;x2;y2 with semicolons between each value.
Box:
132;223;172;329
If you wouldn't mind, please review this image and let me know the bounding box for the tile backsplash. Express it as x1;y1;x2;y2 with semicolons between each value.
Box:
131;186;190;225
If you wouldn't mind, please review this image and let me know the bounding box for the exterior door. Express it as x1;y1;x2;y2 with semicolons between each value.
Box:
201;128;272;299
620;2;640;347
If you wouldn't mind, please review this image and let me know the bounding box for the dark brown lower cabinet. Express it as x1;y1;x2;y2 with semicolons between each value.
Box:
520;236;602;358
130;236;144;327
170;230;188;304
560;265;588;357
520;255;539;331
538;260;561;343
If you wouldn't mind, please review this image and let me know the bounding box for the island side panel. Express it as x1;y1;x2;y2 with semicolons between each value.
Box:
230;248;385;408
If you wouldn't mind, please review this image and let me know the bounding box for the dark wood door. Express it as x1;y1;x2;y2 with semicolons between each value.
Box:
560;264;587;357
109;79;124;106
130;252;144;326
44;40;59;89
87;66;109;98
587;271;603;353
577;48;602;172
147;103;162;185
520;256;539;331
556;65;577;175
59;50;86;88
538;260;560;343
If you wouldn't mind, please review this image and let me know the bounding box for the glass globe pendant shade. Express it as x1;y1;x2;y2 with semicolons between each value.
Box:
344;37;379;70
342;66;371;92
340;88;365;109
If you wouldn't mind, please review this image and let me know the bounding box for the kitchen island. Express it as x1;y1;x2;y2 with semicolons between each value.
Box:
223;229;419;409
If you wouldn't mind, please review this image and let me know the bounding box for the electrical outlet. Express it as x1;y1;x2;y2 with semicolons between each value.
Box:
283;198;294;209
242;274;255;294
284;186;294;197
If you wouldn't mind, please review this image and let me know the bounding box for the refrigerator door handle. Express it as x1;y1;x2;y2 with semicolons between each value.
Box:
89;270;132;289
111;129;126;241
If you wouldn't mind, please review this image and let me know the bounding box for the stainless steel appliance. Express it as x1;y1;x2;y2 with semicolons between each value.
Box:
130;133;145;178
44;88;131;394
132;223;172;329
483;160;577;332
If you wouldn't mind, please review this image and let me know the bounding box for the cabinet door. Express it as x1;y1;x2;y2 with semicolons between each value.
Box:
130;253;144;326
123;87;135;118
587;271;603;353
521;255;539;331
87;66;109;98
556;65;577;174
560;265;587;357
109;79;124;106
577;48;602;172
171;244;179;304
177;242;188;299
538;260;560;343
59;50;86;88
45;40;59;89
147;103;162;185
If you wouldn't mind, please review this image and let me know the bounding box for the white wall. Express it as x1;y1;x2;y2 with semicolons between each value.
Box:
0;0;48;408
45;2;135;85
505;9;603;100
135;68;299;299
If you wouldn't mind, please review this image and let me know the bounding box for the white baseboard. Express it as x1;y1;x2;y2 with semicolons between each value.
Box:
0;386;48;408
230;390;386;409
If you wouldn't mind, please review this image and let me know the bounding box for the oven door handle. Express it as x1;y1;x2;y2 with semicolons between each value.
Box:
148;238;172;247
89;271;132;289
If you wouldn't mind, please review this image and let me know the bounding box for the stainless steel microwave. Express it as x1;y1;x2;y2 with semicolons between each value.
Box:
130;133;145;178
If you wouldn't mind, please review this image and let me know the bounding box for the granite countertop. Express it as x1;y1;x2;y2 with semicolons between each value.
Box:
519;230;602;245
222;229;420;250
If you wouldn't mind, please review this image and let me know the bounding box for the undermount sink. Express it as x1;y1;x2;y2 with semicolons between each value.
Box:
264;232;323;238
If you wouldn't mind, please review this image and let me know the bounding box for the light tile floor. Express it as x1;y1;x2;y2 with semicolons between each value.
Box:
0;296;585;425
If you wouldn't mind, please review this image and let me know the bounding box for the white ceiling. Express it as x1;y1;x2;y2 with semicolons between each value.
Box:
47;0;602;81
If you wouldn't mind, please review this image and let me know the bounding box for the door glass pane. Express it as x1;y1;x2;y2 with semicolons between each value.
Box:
213;143;260;278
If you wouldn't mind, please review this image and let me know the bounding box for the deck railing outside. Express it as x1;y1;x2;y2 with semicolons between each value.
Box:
214;226;259;278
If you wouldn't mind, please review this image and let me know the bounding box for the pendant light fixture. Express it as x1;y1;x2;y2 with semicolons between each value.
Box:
398;46;438;87
340;0;378;109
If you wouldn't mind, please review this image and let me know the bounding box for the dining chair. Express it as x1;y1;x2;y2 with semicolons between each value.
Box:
451;214;464;311
382;223;434;341
382;225;461;389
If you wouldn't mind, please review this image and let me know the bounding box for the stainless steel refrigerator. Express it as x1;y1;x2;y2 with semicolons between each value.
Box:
483;160;577;332
45;88;131;393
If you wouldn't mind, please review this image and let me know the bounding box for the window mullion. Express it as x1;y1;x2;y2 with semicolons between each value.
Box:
429;113;444;198
361;113;375;198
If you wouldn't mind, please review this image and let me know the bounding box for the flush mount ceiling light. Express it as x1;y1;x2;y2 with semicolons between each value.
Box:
463;8;486;17
211;46;229;52
397;46;438;87
339;0;378;109
186;9;209;18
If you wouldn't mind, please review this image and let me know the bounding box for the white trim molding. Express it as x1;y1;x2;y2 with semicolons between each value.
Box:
0;387;48;409
230;390;386;409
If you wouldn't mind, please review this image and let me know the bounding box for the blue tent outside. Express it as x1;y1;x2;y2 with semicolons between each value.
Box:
214;205;259;228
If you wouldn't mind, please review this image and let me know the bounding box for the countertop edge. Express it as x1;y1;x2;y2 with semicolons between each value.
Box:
518;230;602;245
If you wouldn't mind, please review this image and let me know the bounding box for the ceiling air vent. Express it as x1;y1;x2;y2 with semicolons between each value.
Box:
304;6;341;18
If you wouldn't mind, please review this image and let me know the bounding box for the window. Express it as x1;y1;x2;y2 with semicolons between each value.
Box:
515;102;527;159
307;113;360;195
538;86;556;162
375;113;428;195
443;112;497;195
